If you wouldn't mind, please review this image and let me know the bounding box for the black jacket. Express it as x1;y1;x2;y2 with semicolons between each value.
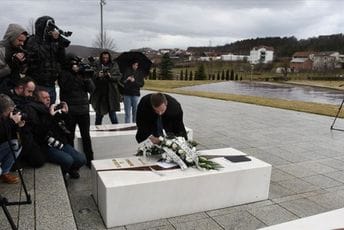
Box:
24;16;67;87
120;68;144;96
0;116;17;144
59;69;95;115
135;94;187;143
25;100;69;149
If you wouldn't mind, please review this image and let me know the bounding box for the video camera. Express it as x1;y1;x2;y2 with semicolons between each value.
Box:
46;19;72;47
79;62;94;78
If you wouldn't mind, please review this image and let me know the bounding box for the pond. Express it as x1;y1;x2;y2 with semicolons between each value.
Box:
180;81;344;105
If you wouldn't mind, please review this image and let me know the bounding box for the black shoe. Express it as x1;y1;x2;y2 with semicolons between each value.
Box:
68;170;80;179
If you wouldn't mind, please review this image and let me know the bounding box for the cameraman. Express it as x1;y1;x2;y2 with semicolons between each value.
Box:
0;23;28;93
0;94;25;184
25;16;70;104
58;54;95;168
90;51;121;125
25;87;86;179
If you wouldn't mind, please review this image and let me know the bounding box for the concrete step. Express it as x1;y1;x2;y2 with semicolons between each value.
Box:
0;163;77;230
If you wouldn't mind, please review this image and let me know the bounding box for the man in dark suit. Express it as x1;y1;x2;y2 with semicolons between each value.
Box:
136;93;187;144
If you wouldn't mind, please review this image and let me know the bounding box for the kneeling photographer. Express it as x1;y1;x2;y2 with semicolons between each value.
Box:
0;94;25;184
58;54;95;168
25;87;86;179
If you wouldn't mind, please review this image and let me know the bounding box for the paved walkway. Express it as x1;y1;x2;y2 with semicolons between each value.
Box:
2;90;344;229
69;90;344;230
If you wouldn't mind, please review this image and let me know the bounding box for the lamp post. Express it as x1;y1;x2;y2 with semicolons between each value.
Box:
100;0;106;49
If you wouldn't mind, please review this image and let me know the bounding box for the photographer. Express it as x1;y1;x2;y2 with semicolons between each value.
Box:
25;16;70;104
0;94;25;184
25;87;86;179
0;23;28;93
90;51;121;125
58;54;95;168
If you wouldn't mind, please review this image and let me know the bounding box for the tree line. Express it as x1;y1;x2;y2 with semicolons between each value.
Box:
187;33;344;58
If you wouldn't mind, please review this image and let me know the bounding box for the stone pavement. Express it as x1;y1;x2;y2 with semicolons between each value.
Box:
2;89;344;229
69;90;344;230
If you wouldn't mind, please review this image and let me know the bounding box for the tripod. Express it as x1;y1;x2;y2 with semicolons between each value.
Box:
330;98;344;131
0;139;32;230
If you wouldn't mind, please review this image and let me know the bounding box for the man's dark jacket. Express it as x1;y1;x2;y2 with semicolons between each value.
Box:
135;94;187;143
58;58;95;115
24;16;67;87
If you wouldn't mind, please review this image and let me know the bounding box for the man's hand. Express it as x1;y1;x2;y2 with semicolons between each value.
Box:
13;52;26;62
9;112;23;124
99;71;104;77
127;76;135;82
149;135;161;145
49;104;59;116
60;101;68;113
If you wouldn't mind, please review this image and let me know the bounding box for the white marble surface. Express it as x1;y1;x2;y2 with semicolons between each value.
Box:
259;208;344;230
75;124;193;159
92;148;271;228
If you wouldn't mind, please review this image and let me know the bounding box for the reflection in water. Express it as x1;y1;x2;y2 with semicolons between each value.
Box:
180;82;344;105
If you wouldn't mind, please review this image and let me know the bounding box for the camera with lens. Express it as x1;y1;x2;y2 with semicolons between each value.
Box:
46;20;72;48
54;103;64;111
12;107;28;121
79;62;94;78
57;120;71;135
101;66;111;78
46;136;64;149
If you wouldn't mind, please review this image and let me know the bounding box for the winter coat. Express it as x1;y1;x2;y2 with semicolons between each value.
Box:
59;68;95;115
25;100;69;150
120;68;144;96
135;94;187;143
24;16;67;87
0;24;27;91
90;56;121;115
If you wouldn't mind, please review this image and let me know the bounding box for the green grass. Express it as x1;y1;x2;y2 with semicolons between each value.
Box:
144;80;344;118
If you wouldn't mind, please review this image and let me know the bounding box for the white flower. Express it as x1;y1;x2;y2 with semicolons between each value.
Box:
172;143;178;150
185;156;193;163
159;136;164;142
192;147;196;152
165;140;172;147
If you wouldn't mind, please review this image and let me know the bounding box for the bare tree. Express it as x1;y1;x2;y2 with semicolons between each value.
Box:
92;31;117;51
26;17;35;35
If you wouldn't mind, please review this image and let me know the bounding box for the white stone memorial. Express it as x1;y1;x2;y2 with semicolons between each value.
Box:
91;147;271;228
75;124;193;159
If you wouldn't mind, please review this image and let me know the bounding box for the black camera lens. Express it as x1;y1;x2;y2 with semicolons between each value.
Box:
54;104;64;111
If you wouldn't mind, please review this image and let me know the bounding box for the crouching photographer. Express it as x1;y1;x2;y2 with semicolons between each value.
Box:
58;53;95;168
0;94;25;184
25;87;86;179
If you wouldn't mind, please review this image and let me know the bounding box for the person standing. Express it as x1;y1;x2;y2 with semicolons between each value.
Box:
25;16;69;104
91;51;121;125
0;23;28;92
135;93;187;144
120;61;144;123
59;54;95;168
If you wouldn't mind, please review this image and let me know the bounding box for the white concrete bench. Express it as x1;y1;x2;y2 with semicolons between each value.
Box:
75;123;194;159
259;208;344;230
91;147;271;228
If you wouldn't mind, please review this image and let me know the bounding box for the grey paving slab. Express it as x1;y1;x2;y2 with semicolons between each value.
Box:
302;174;343;189
126;219;171;230
270;168;296;182
212;211;266;230
278;198;328;218
168;212;208;225
247;204;298;226
172;218;223;230
268;182;298;199
276;178;321;193
275;164;318;178
307;190;344;210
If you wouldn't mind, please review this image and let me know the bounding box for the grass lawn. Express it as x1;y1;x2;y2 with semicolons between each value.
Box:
144;80;344;118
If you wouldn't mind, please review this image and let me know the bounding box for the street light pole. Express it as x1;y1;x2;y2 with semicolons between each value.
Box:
100;0;106;49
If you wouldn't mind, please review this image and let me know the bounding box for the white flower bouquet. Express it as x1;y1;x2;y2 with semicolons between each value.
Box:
137;136;221;170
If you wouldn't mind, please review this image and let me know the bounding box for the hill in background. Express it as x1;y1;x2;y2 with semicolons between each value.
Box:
66;45;118;58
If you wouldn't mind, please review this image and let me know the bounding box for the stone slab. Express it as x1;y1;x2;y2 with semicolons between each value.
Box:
75;123;194;159
92;148;271;228
259;208;344;230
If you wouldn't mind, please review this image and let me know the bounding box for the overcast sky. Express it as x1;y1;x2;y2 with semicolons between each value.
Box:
1;0;344;51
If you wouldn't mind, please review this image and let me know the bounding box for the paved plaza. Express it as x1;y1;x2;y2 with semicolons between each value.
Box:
2;90;344;229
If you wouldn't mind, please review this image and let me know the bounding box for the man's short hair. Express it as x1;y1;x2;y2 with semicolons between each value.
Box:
0;94;15;114
15;77;35;88
33;86;48;101
150;93;167;108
